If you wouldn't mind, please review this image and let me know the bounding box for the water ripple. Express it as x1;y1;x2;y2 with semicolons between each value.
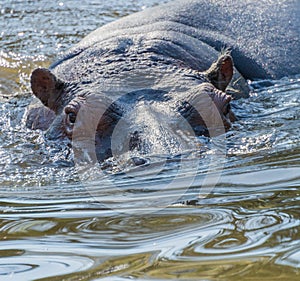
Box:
0;255;94;281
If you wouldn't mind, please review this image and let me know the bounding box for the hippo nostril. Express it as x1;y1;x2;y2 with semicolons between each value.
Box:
130;156;148;166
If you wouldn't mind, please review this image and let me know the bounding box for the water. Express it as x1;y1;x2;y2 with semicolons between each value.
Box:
0;0;300;280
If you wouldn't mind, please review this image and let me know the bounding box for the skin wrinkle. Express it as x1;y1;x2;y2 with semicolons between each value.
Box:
59;34;215;77
56;21;221;73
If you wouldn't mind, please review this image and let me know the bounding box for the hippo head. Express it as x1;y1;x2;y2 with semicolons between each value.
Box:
27;54;236;161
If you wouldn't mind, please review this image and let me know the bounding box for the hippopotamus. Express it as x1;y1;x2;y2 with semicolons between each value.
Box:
26;0;299;163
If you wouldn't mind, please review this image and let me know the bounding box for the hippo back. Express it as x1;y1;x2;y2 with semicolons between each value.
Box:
53;0;299;80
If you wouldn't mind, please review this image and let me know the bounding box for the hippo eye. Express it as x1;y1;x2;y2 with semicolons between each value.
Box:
67;112;77;124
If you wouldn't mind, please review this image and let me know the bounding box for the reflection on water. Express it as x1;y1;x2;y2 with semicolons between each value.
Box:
0;0;300;280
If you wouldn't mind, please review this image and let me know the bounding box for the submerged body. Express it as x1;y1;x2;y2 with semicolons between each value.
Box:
27;0;300;162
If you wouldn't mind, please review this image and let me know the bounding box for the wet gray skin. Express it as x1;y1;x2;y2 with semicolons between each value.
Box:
26;0;299;162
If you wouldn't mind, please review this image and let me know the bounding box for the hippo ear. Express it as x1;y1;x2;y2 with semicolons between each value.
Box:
31;68;65;113
205;54;233;92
